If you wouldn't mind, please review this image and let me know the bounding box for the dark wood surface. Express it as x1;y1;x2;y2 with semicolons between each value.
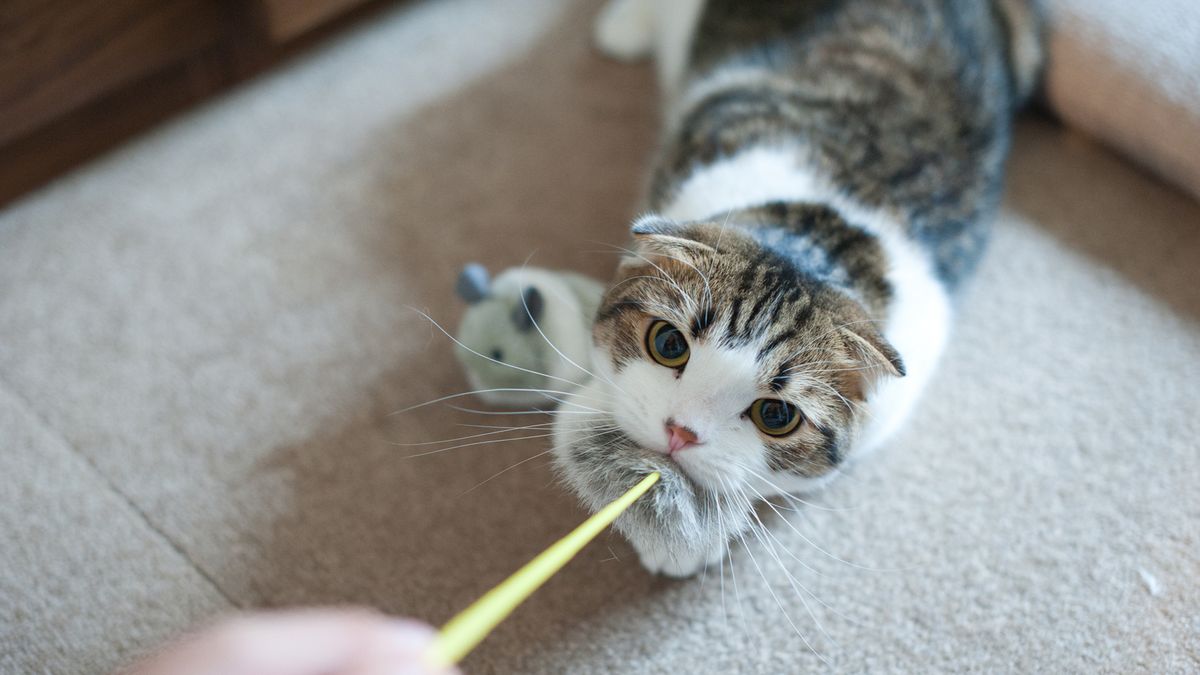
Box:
259;0;372;41
0;0;226;145
0;0;377;208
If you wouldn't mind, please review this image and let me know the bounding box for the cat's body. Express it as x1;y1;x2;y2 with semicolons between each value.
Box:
553;0;1043;576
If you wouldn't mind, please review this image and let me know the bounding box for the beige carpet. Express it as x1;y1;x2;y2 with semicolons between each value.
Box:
2;1;1198;673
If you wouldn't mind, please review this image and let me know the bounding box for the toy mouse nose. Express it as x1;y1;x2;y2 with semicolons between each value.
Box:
665;421;700;453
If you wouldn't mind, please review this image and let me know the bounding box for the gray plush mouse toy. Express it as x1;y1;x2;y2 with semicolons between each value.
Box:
454;263;604;408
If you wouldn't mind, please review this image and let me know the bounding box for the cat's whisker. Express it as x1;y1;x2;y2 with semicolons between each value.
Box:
783;360;882;375
604;274;669;294
742;507;842;654
591;241;700;315
460;422;626;494
788;374;870;419
713;491;731;633
463;418;622;441
776;318;891;367
713;206;734;255
460;448;556;495
717;477;764;658
539;393;608;414
766;491;849;516
736;462;861;512
720;482;835;653
534;396;605;414
602;272;710;323
790;360;885;373
730;483;826;580
455;421;559;430
750;483;899;572
403;305;585;390
748;511;869;630
737;486;872;630
698;494;715;588
401;432;558;459
775;319;888;368
581;429;629;457
609;242;715;320
516;256;631;398
393;422;560;448
446;404;601;416
734;515;829;666
724;483;822;579
553;390;622;410
424;419;618;449
389;386;592;416
781;359;842;373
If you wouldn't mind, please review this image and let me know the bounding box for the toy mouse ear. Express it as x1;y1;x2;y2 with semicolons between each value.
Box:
456;263;490;304
512;286;544;332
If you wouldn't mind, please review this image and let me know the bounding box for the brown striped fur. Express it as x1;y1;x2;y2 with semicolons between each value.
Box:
595;216;902;476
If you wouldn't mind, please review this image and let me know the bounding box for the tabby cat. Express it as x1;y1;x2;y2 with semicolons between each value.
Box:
552;0;1043;576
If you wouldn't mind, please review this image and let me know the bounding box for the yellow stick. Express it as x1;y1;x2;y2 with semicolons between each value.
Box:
427;471;660;666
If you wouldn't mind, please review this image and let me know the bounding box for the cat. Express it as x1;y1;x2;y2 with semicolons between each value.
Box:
551;0;1044;577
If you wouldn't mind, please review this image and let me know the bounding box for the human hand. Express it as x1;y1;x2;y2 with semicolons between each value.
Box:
125;608;458;675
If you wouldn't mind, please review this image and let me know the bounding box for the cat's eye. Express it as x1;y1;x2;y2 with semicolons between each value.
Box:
646;320;690;369
749;399;803;436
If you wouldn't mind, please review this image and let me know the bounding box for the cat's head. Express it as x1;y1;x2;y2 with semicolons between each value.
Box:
558;213;904;502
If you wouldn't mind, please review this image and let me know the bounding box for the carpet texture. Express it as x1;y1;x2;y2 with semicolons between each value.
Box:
1;1;1197;673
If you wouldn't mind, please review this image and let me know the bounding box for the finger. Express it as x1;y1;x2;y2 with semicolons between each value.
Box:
130;609;456;675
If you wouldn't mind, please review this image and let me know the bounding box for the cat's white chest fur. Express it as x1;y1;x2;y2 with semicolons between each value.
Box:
662;145;952;487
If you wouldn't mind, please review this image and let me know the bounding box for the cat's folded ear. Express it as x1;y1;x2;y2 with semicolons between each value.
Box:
625;215;715;266
840;323;905;390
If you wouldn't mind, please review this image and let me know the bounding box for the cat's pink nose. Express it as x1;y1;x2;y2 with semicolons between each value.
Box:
665;422;700;453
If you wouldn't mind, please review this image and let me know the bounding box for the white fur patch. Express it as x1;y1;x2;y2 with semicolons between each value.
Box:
660;146;827;222
596;339;774;493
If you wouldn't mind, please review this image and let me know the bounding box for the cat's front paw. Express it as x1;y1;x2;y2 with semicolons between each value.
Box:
594;0;654;62
633;537;727;579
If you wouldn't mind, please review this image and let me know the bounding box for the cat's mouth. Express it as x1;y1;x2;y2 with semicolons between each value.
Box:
555;418;699;493
609;432;709;496
616;425;709;481
552;412;734;561
620;437;682;473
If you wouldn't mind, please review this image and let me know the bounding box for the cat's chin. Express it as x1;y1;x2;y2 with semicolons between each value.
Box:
551;393;751;576
551;409;702;516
